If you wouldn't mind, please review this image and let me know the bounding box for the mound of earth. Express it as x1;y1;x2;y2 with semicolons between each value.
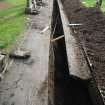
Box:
61;0;105;102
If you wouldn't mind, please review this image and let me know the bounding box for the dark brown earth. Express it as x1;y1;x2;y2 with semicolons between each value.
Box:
61;0;105;102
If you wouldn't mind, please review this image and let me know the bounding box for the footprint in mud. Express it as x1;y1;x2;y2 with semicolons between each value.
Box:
2;101;8;105
2;99;15;105
11;102;15;105
31;22;45;30
10;92;15;97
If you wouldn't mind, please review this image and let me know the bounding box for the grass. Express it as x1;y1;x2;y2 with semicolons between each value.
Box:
81;0;105;12
0;0;26;49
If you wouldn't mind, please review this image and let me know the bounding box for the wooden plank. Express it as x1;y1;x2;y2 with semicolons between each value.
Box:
57;0;91;80
51;35;64;42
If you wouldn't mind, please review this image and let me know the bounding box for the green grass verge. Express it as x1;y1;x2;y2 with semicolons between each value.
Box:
0;0;26;49
81;0;105;12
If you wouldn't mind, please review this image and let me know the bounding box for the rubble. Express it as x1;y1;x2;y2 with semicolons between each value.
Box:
9;49;31;59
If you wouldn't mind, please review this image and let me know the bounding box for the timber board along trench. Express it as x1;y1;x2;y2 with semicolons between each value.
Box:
52;0;104;105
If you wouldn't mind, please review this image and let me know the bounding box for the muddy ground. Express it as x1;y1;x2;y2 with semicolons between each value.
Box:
61;0;105;102
0;0;52;104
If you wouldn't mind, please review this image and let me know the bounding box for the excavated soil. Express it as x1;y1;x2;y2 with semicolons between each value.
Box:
61;0;105;102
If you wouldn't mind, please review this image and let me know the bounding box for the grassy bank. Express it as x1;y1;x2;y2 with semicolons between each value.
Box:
81;0;105;12
0;0;26;49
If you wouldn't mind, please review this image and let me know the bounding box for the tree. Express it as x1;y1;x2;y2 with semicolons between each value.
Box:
96;0;103;7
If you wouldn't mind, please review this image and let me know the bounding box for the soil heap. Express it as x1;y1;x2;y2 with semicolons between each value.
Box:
61;0;105;102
